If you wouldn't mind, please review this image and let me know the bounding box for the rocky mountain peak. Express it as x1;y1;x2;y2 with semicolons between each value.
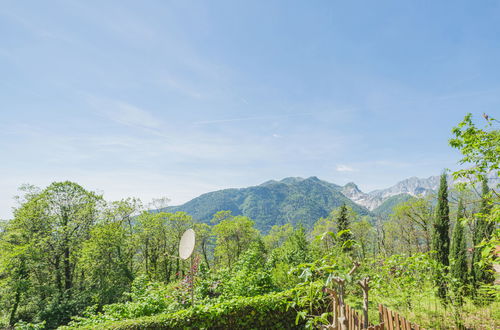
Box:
344;182;361;191
341;182;367;201
340;175;442;211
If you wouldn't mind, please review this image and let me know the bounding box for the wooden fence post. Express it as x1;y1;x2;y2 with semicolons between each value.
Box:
332;262;360;330
358;277;370;329
322;287;339;328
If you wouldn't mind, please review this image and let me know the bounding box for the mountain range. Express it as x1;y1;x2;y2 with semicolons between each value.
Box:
341;176;440;210
166;175;444;232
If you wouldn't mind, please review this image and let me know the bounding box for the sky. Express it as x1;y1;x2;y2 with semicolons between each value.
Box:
1;0;499;219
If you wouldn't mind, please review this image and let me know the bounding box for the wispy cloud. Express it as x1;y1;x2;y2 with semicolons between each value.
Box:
111;102;160;128
85;95;161;129
336;164;355;172
371;160;412;167
0;9;83;46
434;88;500;101
193;112;313;126
157;73;204;99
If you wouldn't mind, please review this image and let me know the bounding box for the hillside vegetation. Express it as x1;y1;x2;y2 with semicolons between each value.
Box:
166;176;371;233
0;114;498;329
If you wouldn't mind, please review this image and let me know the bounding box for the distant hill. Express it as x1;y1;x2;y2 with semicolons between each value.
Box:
166;177;371;233
372;194;413;217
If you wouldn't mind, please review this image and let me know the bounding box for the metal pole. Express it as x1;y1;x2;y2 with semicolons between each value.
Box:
190;256;194;306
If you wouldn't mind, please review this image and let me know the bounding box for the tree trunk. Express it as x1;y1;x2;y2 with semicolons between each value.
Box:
176;256;180;279
9;288;21;326
10;259;28;326
64;245;72;292
202;241;210;270
55;255;63;297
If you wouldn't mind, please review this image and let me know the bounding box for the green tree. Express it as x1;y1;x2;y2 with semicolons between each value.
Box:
471;179;495;288
450;113;499;302
449;198;468;306
78;199;140;307
44;182;102;296
0;182;102;327
279;225;310;265
391;197;433;253
263;224;293;251
432;173;450;301
194;222;213;269
337;203;353;251
449;113;499;185
212;211;260;268
0;221;29;327
136;211;194;281
222;239;274;297
351;217;376;258
311;205;356;255
267;225;310;289
311;214;336;253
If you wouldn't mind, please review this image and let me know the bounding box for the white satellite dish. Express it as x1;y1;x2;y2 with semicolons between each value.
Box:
179;228;196;260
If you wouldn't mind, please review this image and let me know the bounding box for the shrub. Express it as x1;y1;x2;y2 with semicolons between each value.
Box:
61;290;305;329
64;276;181;327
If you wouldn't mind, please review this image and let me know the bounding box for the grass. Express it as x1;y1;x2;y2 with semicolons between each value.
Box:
345;291;500;329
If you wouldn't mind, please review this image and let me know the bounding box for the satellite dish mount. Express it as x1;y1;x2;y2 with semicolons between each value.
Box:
178;228;197;305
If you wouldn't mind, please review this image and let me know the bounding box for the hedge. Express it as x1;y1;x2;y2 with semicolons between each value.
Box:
65;290;306;329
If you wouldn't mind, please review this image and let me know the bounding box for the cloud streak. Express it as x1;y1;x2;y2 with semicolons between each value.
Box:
85;95;161;129
336;164;356;172
192;112;314;126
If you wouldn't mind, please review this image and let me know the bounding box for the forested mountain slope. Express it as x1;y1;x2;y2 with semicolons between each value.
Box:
371;194;413;217
166;176;371;232
165;175;451;232
165;174;499;232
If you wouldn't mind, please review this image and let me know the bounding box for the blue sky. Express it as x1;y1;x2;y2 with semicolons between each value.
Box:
1;0;499;218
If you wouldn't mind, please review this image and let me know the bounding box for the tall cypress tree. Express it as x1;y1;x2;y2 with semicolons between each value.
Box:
450;198;467;305
432;173;450;300
337;203;352;251
471;179;494;288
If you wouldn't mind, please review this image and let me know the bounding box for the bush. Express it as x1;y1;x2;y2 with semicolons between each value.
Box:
64;276;181;328
61;290;305;329
220;241;275;298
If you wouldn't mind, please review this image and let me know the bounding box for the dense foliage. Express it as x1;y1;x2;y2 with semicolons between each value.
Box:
471;180;496;290
0;114;498;329
62;290;309;330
